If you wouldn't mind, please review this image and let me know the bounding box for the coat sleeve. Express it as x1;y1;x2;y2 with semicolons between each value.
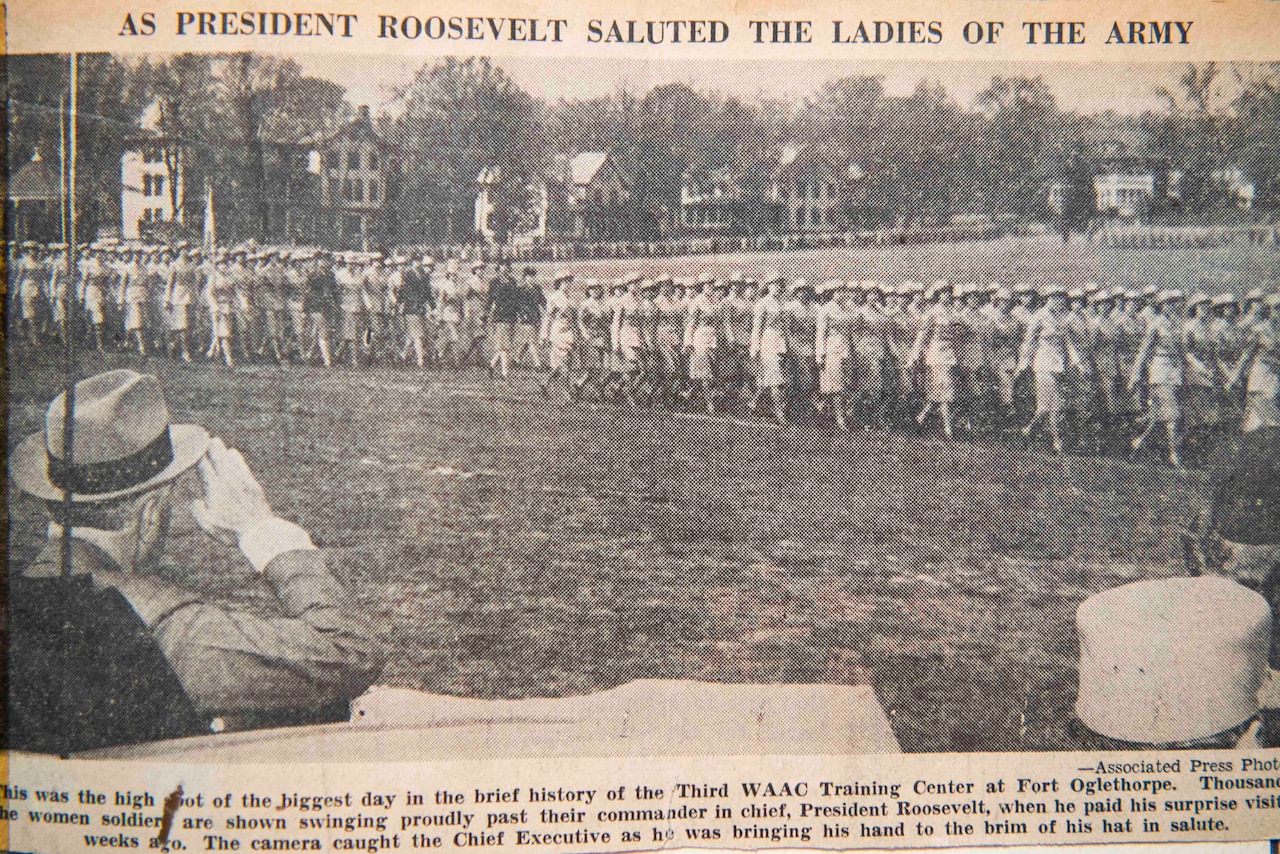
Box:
113;550;384;716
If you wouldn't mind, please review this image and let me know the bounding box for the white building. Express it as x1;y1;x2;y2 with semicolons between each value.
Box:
1093;173;1154;218
121;141;182;239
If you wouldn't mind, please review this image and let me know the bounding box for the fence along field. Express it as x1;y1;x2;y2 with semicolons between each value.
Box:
6;236;1275;753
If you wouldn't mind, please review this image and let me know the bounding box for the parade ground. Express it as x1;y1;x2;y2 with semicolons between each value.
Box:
8;236;1274;752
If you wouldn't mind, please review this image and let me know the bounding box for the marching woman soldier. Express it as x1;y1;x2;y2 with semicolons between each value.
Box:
985;287;1023;439
1087;288;1127;454
851;281;892;431
256;250;288;364
14;243;46;346
909;280;962;439
434;256;466;366
540;270;578;400
514;267;546;371
229;249;255;361
1212;293;1249;433
334;254;364;367
1228;294;1280;433
1119;289;1150;437
81;246;108;351
486;259;522;380
148;248;173;353
209;251;239;367
685;276;731;414
636;277;662;403
381;256;406;363
605;274;638;396
165;246;200;362
885;283;922;428
815;281;855;430
105;246;129;347
1064;288;1093;443
284;251;310;362
783;278;820;420
1130;289;1190;466
302;251;337;367
461;259;490;367
45;244;69;345
750;272;790;424
576;278;611;401
399;253;436;368
653;274;686;406
120;247;150;355
1183;291;1222;453
727;275;759;412
361;254;391;361
1018;284;1089;455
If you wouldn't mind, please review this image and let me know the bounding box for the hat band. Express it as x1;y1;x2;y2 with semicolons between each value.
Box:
47;426;175;496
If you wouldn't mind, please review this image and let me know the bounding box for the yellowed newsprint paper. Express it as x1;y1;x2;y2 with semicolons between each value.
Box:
5;0;1280;851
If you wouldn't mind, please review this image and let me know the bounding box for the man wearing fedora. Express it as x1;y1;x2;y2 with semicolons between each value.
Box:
8;370;384;754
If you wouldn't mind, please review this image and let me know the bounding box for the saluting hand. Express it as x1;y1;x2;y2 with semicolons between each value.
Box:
190;438;274;548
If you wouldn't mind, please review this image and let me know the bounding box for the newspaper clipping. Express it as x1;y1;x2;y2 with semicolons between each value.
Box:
5;0;1280;851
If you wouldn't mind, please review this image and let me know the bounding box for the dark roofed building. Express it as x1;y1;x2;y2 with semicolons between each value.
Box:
7;149;62;243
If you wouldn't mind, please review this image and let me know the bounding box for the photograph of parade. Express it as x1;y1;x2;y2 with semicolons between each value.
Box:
6;53;1280;757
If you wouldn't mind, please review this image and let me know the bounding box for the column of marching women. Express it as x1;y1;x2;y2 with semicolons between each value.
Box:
9;237;1280;466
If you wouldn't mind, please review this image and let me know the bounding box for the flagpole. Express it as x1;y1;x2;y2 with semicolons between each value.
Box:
58;51;79;761
59;51;79;578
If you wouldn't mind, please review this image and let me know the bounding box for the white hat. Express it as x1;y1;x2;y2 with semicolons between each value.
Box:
1076;577;1271;744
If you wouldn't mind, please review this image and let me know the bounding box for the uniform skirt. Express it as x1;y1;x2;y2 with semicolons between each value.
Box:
547;320;575;370
82;286;104;324
688;327;718;381
288;301;307;339
820;353;850;395
491;320;515;352
340;308;363;340
214;303;235;338
168;303;191;331
927;363;956;404
654;328;682;378
1148;384;1182;423
404;313;427;339
994;356;1018;406
306;312;330;344
851;343;886;396
1034;370;1063;416
261;309;284;339
124;302;145;331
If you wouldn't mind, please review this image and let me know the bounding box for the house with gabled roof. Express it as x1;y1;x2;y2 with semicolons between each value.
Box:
7;148;62;242
309;105;401;249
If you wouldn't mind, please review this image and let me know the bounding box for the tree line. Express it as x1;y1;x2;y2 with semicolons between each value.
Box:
8;54;1280;244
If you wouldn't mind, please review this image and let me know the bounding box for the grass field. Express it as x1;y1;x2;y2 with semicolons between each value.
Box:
536;233;1280;294
8;236;1277;753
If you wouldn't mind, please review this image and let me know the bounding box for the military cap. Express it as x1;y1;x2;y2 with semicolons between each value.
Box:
788;277;814;293
1156;289;1186;304
1188;292;1211;307
1212;293;1240;307
553;269;574;283
762;270;785;285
